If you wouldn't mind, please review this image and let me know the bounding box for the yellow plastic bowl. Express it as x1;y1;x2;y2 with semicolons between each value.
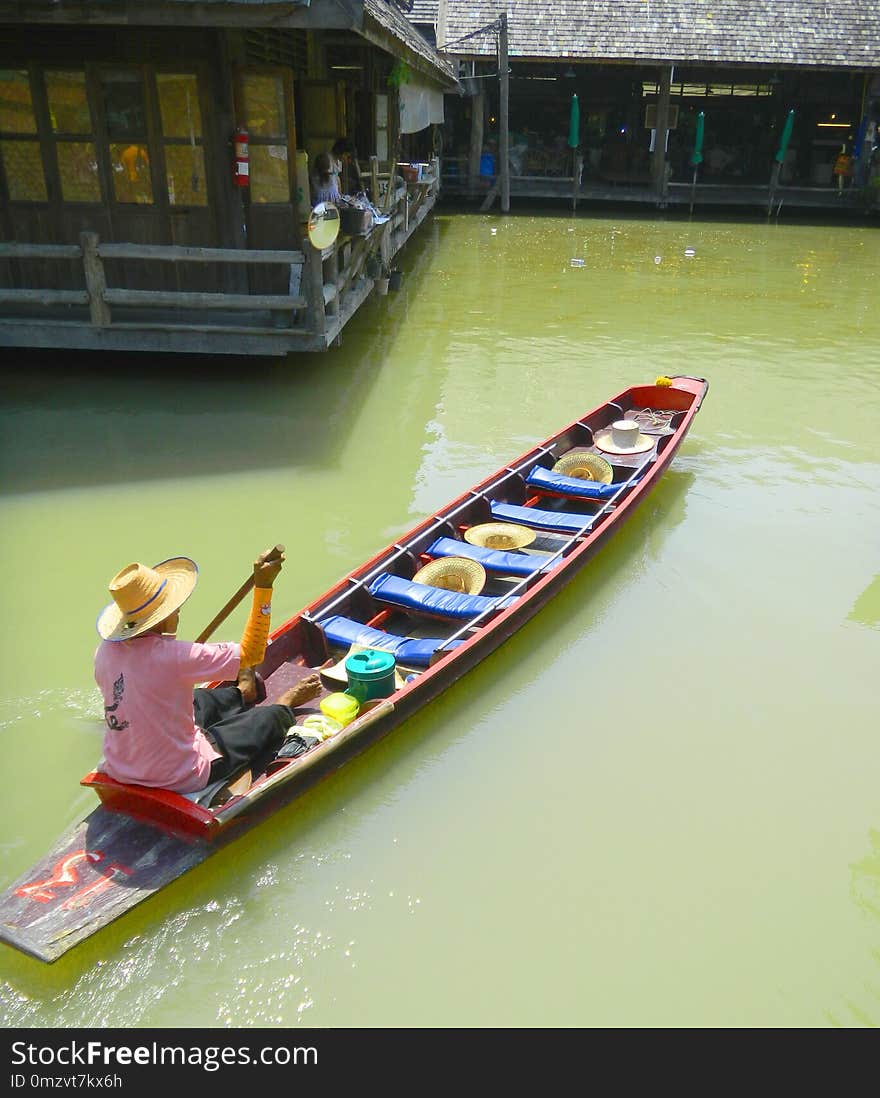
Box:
320;692;360;728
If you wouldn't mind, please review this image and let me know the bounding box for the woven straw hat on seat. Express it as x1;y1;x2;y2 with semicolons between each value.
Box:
412;556;487;594
552;451;614;483
464;522;536;551
96;557;198;642
594;419;655;455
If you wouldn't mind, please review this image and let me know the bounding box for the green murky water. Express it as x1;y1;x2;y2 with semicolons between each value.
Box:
1;208;879;1028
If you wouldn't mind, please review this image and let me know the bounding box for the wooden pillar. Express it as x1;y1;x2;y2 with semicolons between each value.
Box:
572;154;583;211
370;155;380;205
651;64;673;199
304;242;327;339
80;232;110;327
468;90;484;194
436;0;448;49
498;13;510;213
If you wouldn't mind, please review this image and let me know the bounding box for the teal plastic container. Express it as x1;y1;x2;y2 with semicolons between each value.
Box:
344;648;397;703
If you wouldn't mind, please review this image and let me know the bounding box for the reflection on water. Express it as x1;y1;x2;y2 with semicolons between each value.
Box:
1;209;880;1027
848;573;880;629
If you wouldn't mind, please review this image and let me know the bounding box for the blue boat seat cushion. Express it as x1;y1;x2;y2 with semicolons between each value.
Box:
490;501;595;535
526;465;620;500
427;536;552;579
368;573;517;619
318;615;463;666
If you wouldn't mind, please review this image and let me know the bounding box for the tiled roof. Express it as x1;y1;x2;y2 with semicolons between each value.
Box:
408;0;439;23
441;1;880;68
365;0;456;82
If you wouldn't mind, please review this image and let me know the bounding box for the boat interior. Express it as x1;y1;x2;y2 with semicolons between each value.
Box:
259;391;694;731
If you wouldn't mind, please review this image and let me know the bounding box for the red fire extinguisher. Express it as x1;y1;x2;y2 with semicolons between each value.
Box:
232;127;249;188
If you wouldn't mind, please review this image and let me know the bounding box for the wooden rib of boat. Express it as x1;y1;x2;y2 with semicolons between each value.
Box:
0;375;708;963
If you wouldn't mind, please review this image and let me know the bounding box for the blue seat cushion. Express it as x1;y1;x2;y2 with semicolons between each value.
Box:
368;573;517;619
427;536;552;579
526;465;620;500
490;501;595;535
318;615;463;666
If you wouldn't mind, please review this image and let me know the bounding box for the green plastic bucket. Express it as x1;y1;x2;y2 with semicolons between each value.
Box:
344;648;397;702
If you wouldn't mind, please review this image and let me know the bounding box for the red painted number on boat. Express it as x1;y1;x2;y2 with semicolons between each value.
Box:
15;849;132;905
60;863;133;911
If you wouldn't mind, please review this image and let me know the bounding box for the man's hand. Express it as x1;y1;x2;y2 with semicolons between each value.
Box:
253;545;285;588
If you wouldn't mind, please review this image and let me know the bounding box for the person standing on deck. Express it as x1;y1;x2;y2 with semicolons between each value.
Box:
310;152;342;206
94;547;321;794
329;137;364;196
833;145;854;194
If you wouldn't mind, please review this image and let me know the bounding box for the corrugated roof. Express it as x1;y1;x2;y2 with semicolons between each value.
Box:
441;1;880;68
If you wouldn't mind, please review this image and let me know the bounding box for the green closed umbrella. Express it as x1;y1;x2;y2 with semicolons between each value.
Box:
567;93;580;149
769;108;795;214
689;111;705;214
690;111;705;167
774;108;795;163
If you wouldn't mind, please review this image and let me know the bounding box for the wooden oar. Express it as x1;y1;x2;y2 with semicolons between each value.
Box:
196;544;285;644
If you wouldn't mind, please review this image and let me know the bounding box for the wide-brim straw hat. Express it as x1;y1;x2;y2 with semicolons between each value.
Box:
552;451;614;483
320;643;406;689
96;557;198;642
412;556;486;594
594;419;655;455
464;522;536;550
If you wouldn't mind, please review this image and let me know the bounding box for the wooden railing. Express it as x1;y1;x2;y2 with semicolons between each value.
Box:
0;156;442;352
0;235;312;329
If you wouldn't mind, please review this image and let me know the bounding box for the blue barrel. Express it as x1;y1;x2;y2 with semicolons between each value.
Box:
344;649;397;702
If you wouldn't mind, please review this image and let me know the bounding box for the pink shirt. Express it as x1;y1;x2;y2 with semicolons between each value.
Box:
94;634;241;794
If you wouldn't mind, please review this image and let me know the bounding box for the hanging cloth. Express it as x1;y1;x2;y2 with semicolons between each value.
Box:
399;80;445;134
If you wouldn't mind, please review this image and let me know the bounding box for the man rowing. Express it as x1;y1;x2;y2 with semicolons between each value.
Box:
94;547;321;794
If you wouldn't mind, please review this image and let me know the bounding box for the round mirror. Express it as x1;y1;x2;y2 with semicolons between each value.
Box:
307;202;340;249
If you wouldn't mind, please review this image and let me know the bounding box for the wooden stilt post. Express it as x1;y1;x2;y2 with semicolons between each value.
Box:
498;13;510;213
305;242;327;340
572;154;583;211
468;90;484;197
651;65;673;204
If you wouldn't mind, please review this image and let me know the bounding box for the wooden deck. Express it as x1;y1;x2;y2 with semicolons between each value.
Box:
0;162;441;358
441;170;875;216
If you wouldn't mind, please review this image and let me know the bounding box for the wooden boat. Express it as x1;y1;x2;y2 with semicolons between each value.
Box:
0;375;708;963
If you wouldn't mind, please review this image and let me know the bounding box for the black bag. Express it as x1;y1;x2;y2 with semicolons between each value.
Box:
339;201;373;236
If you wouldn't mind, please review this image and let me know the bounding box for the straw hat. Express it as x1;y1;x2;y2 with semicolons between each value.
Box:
464;522;536;550
412;556;486;594
96;557;198;642
552;451;613;483
594;419;655;455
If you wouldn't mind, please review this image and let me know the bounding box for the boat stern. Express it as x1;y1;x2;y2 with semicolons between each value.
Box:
81;771;219;842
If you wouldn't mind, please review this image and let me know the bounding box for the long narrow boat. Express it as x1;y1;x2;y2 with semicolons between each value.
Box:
0;375;708;963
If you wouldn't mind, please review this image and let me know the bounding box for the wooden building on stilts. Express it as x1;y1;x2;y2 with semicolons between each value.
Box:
0;0;457;357
428;0;880;215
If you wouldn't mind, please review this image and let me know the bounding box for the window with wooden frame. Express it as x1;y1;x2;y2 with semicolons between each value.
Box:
100;68;154;204
45;70;101;203
155;72;207;207
240;69;295;204
0;68;47;201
